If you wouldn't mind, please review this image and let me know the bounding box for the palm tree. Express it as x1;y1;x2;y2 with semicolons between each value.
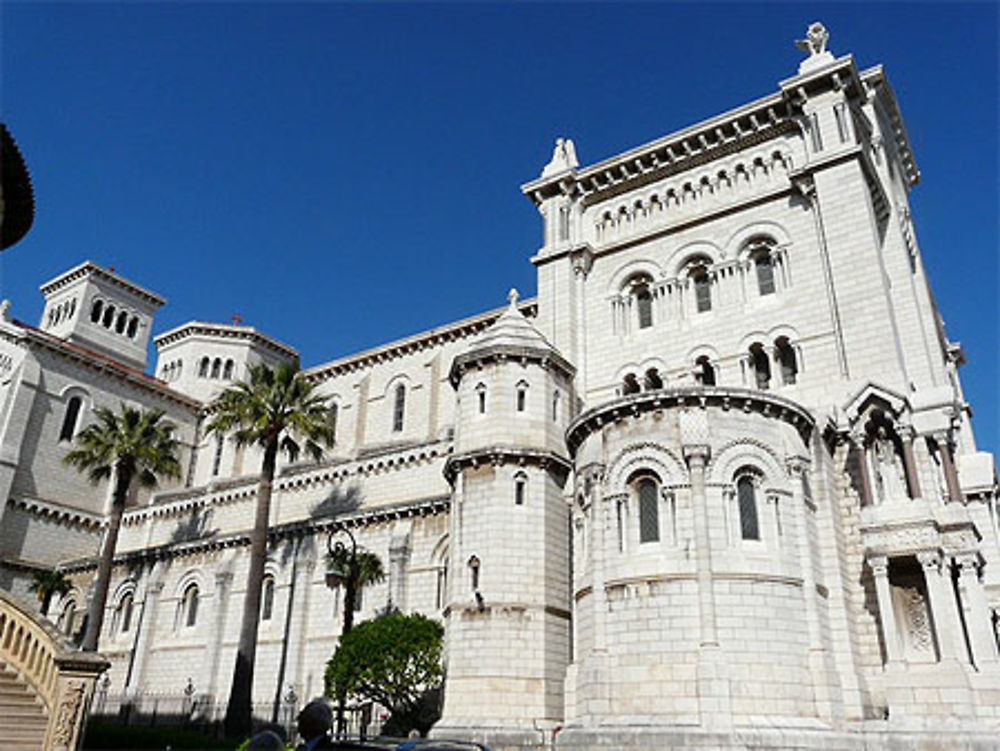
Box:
30;568;72;617
64;405;180;652
206;362;335;738
326;546;386;635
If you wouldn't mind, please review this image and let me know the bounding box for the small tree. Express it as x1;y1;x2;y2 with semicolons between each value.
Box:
325;612;444;735
31;569;72;616
326;546;386;636
64;404;180;652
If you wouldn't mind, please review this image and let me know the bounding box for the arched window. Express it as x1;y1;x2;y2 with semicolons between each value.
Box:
223;359;234;379
102;304;116;328
115;310;128;334
750;344;770;390
776;337;797;385
60;600;78;636
644;368;663;391
551;390;560;422
755;251;776;296
736;474;760;541
210;358;222;379
476;383;487;415
622;373;640;395
116;593;134;635
175;360;183;380
90;299;103;323
59;396;83;441
516;381;528;412
126;315;138;339
261;576;275;621
635;286;653;329
514;472;527;506
198;357;210;378
692;268;712;312
181;584;199;628
695;356;716;386
392;384;406;432
468;556;480;591
636;476;660;543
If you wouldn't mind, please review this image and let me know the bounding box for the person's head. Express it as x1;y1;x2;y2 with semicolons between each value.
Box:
246;730;284;751
297;698;333;741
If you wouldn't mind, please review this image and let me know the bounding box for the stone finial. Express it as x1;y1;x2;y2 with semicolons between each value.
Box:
541;137;579;177
795;22;835;74
0;300;10;322
507;288;519;308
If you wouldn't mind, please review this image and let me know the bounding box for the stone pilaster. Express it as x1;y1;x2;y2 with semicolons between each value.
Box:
206;570;233;701
917;551;966;663
850;431;874;507
125;577;163;696
900;426;922;499
955;554;999;670
869;556;903;667
934;433;962;502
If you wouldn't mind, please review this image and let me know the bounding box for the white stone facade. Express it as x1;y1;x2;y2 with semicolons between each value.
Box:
1;26;998;750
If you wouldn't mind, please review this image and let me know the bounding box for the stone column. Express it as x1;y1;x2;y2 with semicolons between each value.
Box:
685;444;731;731
900;427;922;499
289;552;317;696
955;554;999;669
917;551;966;662
868;556;903;667
388;525;411;612
788;458;839;722
935;433;962;503
850;432;874;507
206;570;233;701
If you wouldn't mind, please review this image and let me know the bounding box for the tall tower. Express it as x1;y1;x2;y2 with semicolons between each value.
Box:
435;291;575;747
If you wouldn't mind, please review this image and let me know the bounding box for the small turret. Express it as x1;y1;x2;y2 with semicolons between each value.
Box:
38;261;164;370
436;290;576;745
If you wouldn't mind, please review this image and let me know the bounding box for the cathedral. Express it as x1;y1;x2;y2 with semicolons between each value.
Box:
1;24;998;750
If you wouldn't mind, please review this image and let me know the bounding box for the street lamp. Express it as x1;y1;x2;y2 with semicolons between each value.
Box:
326;524;358;738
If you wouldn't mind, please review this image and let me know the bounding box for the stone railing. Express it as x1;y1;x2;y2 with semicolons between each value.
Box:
0;588;108;751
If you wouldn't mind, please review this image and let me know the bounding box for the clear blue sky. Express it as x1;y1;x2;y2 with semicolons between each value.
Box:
2;3;997;456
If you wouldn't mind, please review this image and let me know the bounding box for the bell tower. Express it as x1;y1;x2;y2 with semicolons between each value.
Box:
434;290;576;746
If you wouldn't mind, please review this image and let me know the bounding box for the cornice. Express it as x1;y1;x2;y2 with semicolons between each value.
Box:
444;445;572;484
449;343;576;389
154;321;298;360
62;495;451;572
128;439;453;524
6;496;104;530
859;65;919;187
303;300;538;383
566;386;815;457
39;261;166;308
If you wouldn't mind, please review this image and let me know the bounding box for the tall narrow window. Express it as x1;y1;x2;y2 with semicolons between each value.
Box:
468;556;480;591
737;475;760;541
695;356;716;386
61;601;77;636
59;396;82;441
126;315;139;339
693;270;712;312
776;337;798;385
261;576;275;621
615;499;625;552
198;357;210;378
90;299;103;323
435;561;448;610
212;435;224;477
118;593;134;634
750;344;771;390
476;384;486;415
211;358;222;379
182;584;199;627
102;305;116;328
223;359;234;379
392;384;406;432
514;473;527;506
516;382;528;412
551;390;560;422
755;252;776;296
622;374;640;395
636;286;653;329
637;477;660;543
115;310;128;334
644;369;663;390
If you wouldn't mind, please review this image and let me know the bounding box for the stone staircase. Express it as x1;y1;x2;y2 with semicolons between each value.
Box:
0;662;48;750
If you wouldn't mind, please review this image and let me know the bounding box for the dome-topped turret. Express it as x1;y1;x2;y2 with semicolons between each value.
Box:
449;289;573;388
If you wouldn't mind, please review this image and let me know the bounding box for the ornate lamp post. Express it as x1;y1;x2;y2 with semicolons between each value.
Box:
326;524;358;738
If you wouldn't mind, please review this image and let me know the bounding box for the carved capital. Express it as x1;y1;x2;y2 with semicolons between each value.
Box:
785;455;810;475
916;550;942;572
955;552;982;576
791;173;816;202
682;444;711;467
868;555;890;578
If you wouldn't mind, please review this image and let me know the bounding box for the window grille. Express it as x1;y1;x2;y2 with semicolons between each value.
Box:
755;254;776;295
392;384;406;432
638;478;660;543
60;397;82;441
737;476;760;540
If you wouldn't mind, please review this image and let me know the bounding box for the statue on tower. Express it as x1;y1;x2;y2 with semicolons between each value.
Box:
795;22;835;73
541;137;579;177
